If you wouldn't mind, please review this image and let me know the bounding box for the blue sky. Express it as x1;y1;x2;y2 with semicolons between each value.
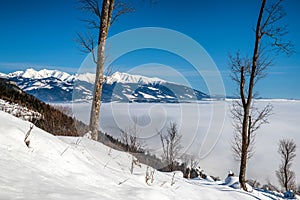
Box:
0;0;299;99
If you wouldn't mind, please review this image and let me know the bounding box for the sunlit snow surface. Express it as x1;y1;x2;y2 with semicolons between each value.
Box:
71;100;300;186
1;110;298;199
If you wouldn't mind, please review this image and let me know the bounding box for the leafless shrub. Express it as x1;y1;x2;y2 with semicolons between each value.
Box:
276;139;297;192
159;122;182;171
145;166;155;185
171;172;176;186
130;155;141;174
120;116;143;152
24;124;34;148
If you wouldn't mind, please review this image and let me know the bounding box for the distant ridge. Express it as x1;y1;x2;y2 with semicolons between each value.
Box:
2;68;210;103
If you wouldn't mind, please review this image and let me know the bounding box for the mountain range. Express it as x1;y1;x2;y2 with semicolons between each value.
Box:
0;68;210;103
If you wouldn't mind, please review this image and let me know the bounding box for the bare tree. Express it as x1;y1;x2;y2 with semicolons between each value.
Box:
229;0;293;191
120;116;143;152
159;122;182;171
276;139;297;192
231;98;273;160
77;0;133;141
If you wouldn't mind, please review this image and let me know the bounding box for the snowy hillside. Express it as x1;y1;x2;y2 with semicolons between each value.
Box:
0;99;41;121
71;100;300;188
2;68;209;102
0;111;297;199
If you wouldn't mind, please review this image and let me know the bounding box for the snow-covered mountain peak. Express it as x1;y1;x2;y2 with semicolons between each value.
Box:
8;68;73;81
76;72;96;84
5;68;168;85
39;69;72;81
7;70;24;78
2;68;209;102
0;72;7;78
20;68;42;79
106;71;166;85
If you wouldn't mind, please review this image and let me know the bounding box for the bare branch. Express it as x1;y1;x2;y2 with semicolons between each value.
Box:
250;103;273;133
240;67;246;108
75;32;97;64
80;19;100;29
78;0;101;17
111;1;135;25
260;0;294;55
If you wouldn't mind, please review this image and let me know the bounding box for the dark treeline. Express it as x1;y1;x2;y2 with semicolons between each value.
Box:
0;78;86;136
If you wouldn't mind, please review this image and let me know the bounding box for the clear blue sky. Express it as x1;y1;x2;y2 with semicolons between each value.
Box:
0;0;299;99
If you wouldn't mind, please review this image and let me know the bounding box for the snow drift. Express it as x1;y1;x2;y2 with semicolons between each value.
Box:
0;110;297;199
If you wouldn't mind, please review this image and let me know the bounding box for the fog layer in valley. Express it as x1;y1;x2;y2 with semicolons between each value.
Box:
71;100;300;185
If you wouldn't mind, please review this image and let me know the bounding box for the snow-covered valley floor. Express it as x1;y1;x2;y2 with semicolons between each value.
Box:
0;110;298;199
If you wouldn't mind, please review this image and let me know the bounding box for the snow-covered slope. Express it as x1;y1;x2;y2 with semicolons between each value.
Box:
0;99;41;121
3;68;209;102
76;72;96;84
0;111;296;200
71;100;300;190
0;72;7;78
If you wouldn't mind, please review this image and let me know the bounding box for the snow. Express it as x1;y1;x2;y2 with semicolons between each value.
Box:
71;100;300;187
7;68;73;81
138;91;158;99
24;85;53;91
165;95;175;98
21;68;43;79
185;94;193;98
205;175;215;182
0;110;295;199
4;69;175;91
223;176;253;191
106;71;166;85
123;93;134;99
76;72;96;84
39;69;71;81
7;70;23;77
0;72;7;78
75;85;92;93
148;86;159;91
0;99;41;121
3;68;205;103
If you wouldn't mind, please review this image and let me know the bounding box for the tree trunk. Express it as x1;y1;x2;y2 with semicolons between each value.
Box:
284;155;289;191
239;113;249;191
89;0;114;141
238;0;266;191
